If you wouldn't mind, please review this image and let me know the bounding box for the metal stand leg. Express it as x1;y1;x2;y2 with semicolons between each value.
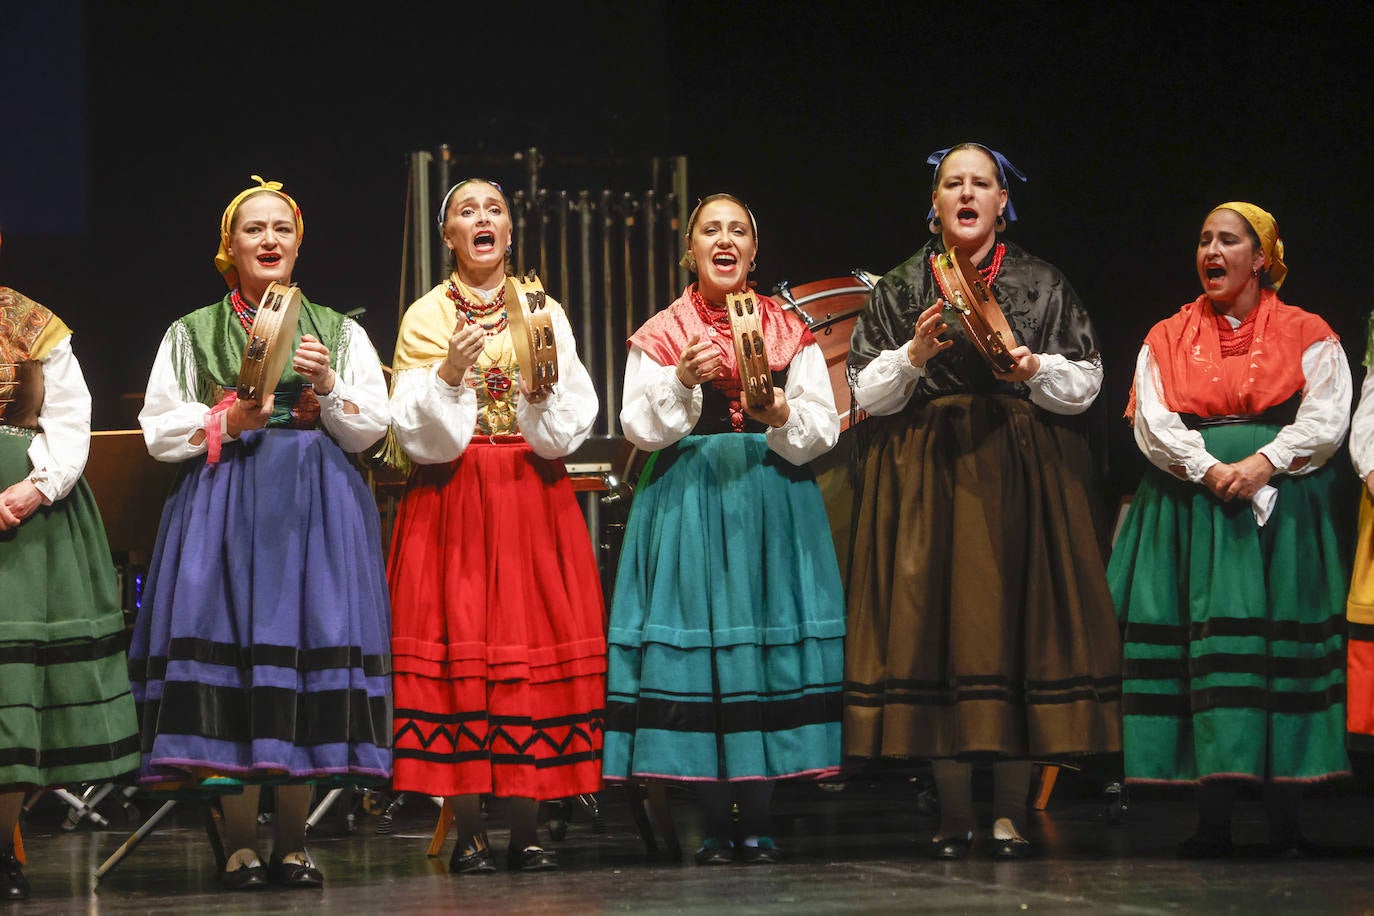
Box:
93;800;178;883
304;787;344;834
53;787;110;829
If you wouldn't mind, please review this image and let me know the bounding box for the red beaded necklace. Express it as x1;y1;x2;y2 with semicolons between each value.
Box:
447;277;507;334
689;284;734;336
929;242;1007;298
1216;309;1258;358
230;289;256;332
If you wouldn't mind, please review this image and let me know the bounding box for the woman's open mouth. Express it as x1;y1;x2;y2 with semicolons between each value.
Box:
474;230;496;252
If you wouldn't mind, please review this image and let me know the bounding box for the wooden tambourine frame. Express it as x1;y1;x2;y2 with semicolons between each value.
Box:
724;289;774;410
932;248;1018;374
503;271;558;391
237;281;302;401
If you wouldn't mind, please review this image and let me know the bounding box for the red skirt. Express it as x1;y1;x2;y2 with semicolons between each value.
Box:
388;437;606;799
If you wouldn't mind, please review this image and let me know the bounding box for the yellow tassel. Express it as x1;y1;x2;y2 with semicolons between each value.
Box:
374;427;414;477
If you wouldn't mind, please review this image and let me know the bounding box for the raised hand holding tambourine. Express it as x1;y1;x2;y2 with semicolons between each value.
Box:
931;247;1018;374
724;288;774;410
237;281;303;401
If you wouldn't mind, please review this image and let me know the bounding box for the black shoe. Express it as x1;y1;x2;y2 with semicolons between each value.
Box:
1177;831;1233;859
508;845;559;872
1263;835;1321;859
1;851;29;901
741;837;781;865
991;836;1035;860
926;833;973;861
267;850;324;888
693;838;735;865
220;859;268;891
449;843;497;875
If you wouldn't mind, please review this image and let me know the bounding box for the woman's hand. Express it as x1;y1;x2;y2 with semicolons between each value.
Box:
676;334;723;388
438;322;486;386
1203;453;1275;501
294;334;336;395
909;301;953;368
0;479;44;530
225;394;275;438
519;374;551;406
993;346;1041;383
744;388;791;428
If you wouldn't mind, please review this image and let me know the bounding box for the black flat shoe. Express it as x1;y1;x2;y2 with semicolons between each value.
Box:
991;837;1035;860
926;833;973;861
508;845;559;872
1263;835;1322;859
1;850;29;900
741;837;781;865
267;850;324;888
1176;832;1233;859
693;838;735;865
449;844;497;875
220;862;268;891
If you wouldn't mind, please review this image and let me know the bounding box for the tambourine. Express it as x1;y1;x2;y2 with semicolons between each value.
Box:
503;271;558;391
724;289;774;410
931;247;1018;374
237;281;302;401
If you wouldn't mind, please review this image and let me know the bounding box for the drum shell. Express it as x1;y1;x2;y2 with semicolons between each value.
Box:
777;275;873;431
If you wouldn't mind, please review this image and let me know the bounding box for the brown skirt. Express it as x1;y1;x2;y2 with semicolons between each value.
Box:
842;394;1122;760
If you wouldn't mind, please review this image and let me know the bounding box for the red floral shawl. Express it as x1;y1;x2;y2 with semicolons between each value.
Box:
628;285;816;389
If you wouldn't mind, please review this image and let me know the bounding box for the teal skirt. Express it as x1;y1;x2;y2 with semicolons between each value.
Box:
1108;422;1352;784
0;426;140;789
603;434;846;781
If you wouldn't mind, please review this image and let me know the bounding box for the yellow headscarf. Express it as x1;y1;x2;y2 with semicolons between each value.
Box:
214;175;304;289
1211;201;1288;291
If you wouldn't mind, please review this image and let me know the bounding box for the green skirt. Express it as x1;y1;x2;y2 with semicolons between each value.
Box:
0;426;140;789
1108;422;1351;784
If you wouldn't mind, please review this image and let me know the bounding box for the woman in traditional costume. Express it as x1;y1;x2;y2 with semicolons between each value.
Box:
131;177;393;889
387;178;604;874
0;234;141;902
1111;202;1351;857
843;144;1122;860
1347;306;1374;772
604;194;845;866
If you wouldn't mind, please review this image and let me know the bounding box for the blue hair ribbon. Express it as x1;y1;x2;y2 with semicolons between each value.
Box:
925;144;1027;222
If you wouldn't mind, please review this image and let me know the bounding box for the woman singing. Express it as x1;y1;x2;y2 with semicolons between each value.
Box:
132;177;393;890
604;194;846;865
387;178;605;874
843;144;1122;860
1111;202;1351;857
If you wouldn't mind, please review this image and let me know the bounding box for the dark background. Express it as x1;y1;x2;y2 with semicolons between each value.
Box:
3;0;1372;500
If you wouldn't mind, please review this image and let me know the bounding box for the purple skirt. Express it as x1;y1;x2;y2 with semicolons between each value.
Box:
129;428;392;783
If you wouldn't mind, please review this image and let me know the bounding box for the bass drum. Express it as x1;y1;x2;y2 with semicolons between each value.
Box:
774;270;880;585
774;271;879;431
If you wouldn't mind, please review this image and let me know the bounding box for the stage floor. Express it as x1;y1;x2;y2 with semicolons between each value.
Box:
14;768;1374;914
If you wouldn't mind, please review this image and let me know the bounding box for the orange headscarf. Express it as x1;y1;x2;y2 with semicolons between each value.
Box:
213;175;303;289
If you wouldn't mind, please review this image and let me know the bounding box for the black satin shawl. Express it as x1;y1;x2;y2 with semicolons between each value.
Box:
846;238;1101;405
